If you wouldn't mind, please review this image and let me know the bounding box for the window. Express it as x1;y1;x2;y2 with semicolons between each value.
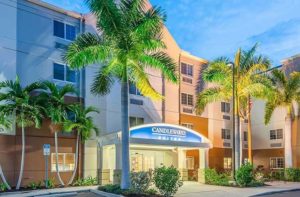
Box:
51;153;75;172
129;83;142;96
244;131;248;141
181;93;193;106
270;157;284;169
53;20;76;41
221;129;231;140
221;102;230;113
270;129;283;140
181;63;193;77
130;116;144;127
53;63;77;83
186;157;194;170
181;123;194;129
224;157;232;169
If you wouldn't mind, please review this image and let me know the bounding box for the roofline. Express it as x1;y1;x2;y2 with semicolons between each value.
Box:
281;53;300;63
27;0;83;19
181;50;208;64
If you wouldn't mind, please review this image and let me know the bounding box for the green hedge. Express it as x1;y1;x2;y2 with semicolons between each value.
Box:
204;168;231;186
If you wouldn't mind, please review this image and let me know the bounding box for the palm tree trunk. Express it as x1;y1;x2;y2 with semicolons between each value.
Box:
55;131;65;186
120;74;130;189
247;97;253;164
67;132;79;185
0;164;11;190
16;120;25;190
285;115;293;168
234;115;240;170
239;119;243;165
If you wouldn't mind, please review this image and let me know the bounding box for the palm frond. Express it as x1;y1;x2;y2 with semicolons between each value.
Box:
91;66;115;96
65;33;109;69
264;101;276;124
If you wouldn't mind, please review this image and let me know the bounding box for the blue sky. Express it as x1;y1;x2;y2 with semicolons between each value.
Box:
44;0;300;65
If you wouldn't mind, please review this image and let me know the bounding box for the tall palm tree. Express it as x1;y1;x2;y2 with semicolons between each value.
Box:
0;113;12;190
38;81;77;186
0;77;44;189
65;0;178;189
63;104;99;185
196;44;271;169
264;70;300;168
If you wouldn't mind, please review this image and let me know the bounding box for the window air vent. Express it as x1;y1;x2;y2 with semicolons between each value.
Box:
182;77;193;84
223;142;231;147
183;107;193;114
223;115;230;120
271;143;282;148
130;99;143;105
55;42;68;50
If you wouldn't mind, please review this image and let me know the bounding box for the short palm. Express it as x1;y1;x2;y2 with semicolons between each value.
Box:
264;70;300;124
64;104;99;140
0;77;44;189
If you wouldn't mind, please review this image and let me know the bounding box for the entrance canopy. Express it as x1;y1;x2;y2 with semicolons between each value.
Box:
99;123;212;148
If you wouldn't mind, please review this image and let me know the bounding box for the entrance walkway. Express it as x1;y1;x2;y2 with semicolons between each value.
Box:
176;181;300;197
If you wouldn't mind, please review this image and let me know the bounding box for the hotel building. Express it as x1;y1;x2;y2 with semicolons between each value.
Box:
0;0;299;187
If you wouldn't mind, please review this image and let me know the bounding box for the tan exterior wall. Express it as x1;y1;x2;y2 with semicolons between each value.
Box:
292;116;300;167
252;149;284;171
180;114;208;138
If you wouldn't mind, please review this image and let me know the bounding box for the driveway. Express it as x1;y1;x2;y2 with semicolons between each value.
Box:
175;181;300;197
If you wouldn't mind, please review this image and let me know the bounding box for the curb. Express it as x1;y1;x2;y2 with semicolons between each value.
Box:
251;188;300;196
91;189;123;197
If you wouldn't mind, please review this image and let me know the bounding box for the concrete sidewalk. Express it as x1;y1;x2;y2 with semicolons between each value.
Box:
176;181;300;197
0;186;99;197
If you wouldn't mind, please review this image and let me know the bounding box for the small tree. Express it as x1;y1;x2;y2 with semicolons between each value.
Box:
130;171;151;194
0;77;45;189
63;104;99;185
153;166;183;197
235;163;254;187
38;81;77;186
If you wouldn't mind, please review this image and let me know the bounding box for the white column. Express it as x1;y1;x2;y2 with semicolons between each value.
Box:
199;149;208;169
285;116;293;168
177;148;186;169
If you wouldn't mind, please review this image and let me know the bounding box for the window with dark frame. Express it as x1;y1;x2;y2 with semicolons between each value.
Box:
129;82;142;96
270;129;283;140
181;63;193;77
221;102;230;113
181;93;193;106
53;63;77;83
53;20;76;41
130;116;144;127
221;129;231;140
244;131;248;141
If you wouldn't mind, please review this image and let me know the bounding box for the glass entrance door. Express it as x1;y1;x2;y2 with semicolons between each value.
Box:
130;153;155;172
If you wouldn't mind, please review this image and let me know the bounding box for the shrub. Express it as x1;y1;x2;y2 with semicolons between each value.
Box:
27;181;42;190
235;163;254;187
269;170;285;181
254;172;265;185
73;176;97;186
153;166;183;197
204;168;230;186
98;184;123;195
0;183;7;192
130;171;151;194
285;168;300;182
45;178;55;189
146;188;158;195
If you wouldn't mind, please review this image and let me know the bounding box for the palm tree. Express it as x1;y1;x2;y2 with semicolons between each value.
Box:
264;69;300;168
0;77;44;189
38;81;77;186
196;44;271;169
0;113;12;190
65;0;178;189
63;104;99;185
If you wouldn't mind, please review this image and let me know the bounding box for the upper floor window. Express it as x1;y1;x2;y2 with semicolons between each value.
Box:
130;116;144;127
221;102;230;113
53;63;77;83
129;82;142;96
270;129;283;140
181;93;193;106
53;20;76;41
270;157;284;169
221;129;231;140
181;63;193;77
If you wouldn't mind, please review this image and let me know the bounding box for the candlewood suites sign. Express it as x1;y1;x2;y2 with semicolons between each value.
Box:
130;124;202;143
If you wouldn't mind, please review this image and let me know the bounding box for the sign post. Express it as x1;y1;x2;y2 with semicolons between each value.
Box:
43;144;50;188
